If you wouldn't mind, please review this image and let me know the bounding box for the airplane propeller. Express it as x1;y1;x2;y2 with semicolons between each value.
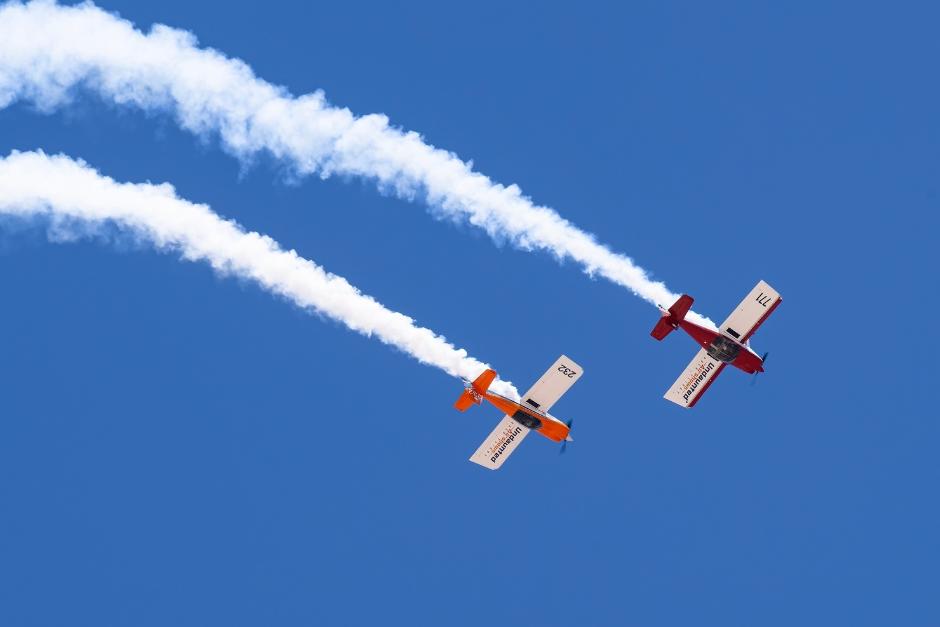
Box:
560;419;574;455
750;352;770;386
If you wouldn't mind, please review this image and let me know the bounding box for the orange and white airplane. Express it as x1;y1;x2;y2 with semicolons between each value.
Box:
454;355;584;470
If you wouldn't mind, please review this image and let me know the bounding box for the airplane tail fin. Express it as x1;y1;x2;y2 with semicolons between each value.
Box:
651;295;694;340
454;368;497;411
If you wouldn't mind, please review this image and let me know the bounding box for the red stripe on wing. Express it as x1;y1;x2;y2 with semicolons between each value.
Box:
741;297;783;344
686;363;728;408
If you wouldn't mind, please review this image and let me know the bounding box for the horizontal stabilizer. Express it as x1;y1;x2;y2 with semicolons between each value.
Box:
651;294;693;340
454;389;477;412
651;316;674;340
454;368;497;411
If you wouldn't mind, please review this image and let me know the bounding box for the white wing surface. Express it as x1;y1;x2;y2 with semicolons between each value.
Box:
469;416;530;470
719;280;782;343
664;349;726;408
518;355;584;414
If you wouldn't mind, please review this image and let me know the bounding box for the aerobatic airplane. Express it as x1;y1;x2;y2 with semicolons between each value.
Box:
652;280;781;408
454;355;583;470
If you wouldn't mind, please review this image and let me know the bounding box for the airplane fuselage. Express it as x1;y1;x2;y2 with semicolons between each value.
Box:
677;319;765;374
480;390;570;443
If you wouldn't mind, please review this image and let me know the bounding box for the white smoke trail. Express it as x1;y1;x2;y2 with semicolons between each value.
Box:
0;0;713;327
0;150;518;398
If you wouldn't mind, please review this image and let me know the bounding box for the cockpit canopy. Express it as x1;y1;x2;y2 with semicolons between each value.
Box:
511;409;543;430
706;335;742;363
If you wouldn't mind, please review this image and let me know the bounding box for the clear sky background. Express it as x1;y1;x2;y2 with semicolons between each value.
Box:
1;1;937;625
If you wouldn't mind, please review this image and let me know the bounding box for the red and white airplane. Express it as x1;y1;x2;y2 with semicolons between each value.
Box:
652;280;781;408
454;355;584;470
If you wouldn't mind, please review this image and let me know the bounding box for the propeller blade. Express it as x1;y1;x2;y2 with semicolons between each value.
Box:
560;418;574;454
750;352;769;386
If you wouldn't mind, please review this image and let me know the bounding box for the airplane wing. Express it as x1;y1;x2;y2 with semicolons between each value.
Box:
518;355;584;414
664;348;727;408
719;280;782;343
469;416;530;470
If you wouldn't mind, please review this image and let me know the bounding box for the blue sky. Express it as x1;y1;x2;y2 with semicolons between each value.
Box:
1;1;938;625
